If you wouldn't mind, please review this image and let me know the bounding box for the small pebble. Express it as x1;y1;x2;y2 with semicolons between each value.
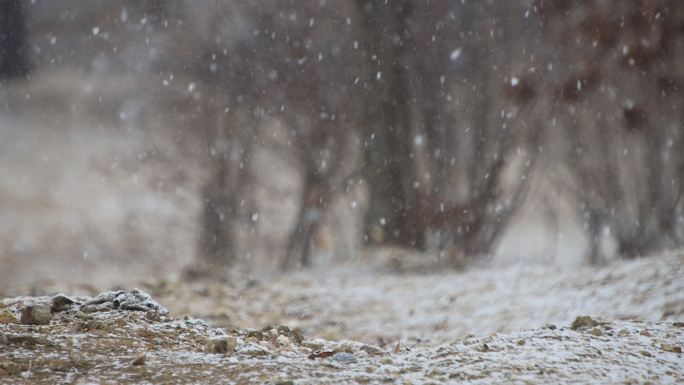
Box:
277;335;291;347
360;344;385;355
74;311;94;321
245;337;259;344
51;294;78;312
266;329;279;339
70;322;84;333
207;336;236;354
332;352;357;364
661;344;682;353
131;354;146;366
571;316;598;330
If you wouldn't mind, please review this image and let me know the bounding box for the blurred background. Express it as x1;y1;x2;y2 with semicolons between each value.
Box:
1;0;683;288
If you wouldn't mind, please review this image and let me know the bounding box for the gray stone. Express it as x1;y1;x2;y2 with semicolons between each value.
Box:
51;294;79;312
207;336;236;354
131;354;147;366
332;352;358;364
360;344;385;355
20;304;52;325
571;316;599;330
80;289;168;314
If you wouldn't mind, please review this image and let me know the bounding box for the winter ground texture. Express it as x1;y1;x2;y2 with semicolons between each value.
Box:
1;250;683;384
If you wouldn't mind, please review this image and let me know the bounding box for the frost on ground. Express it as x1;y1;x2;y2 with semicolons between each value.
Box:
1;251;683;384
0;294;682;384
162;249;684;345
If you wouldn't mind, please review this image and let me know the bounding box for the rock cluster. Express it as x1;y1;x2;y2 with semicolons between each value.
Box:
80;289;168;314
13;289;167;326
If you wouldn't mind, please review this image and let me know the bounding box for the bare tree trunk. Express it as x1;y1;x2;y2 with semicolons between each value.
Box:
196;99;255;266
282;123;361;269
198;164;235;266
542;0;684;262
356;0;424;248
0;0;29;79
356;1;539;262
196;102;235;266
282;176;326;269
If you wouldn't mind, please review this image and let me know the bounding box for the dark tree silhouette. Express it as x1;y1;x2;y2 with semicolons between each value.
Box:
537;0;684;262
0;0;29;80
356;1;539;263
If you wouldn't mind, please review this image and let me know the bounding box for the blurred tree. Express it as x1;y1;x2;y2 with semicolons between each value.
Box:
240;2;360;269
356;0;419;248
179;2;257;268
190;0;682;271
356;1;539;263
0;0;29;79
176;1;360;270
537;0;684;262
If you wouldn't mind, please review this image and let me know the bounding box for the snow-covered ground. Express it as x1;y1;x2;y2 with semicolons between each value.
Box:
157;250;684;348
2;251;683;383
1;274;682;384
